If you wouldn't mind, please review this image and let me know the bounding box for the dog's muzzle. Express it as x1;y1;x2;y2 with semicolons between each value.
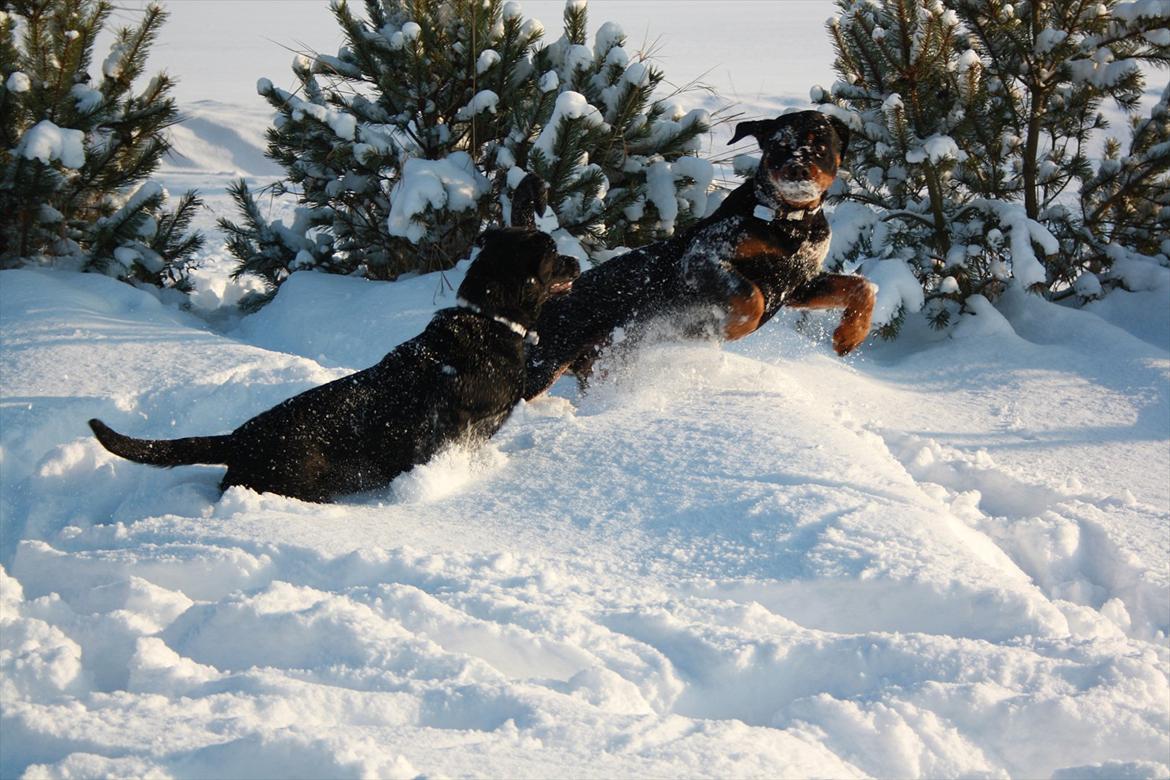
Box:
770;161;835;206
549;255;580;295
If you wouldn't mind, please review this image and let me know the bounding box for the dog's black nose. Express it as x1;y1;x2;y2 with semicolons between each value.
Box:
783;161;810;178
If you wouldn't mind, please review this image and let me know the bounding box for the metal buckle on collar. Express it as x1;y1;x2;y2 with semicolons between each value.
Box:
753;204;777;222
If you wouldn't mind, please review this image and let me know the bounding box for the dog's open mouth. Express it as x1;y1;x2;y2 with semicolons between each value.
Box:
549;279;574;296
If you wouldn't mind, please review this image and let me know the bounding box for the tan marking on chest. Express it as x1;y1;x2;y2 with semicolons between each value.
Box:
793;233;831;273
732;236;782;263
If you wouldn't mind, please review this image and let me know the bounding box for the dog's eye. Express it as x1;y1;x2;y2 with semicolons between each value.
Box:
815;143;827;154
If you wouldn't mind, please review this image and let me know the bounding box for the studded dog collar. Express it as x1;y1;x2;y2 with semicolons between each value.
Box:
457;298;539;344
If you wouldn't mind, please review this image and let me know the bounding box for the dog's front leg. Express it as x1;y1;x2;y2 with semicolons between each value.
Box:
787;273;876;355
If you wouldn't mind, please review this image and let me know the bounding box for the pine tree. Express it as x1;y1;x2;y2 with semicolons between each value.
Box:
220;0;714;305
1070;83;1169;295
0;0;204;290
816;0;1169;332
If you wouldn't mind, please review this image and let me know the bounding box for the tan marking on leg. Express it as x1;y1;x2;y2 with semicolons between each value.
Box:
833;277;875;355
787;274;875;355
724;284;766;340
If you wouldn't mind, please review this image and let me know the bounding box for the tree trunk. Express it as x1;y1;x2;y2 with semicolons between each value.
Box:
923;162;951;256
1022;1;1044;221
1022;92;1043;220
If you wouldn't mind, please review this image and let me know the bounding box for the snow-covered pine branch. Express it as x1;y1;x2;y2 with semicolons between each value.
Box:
815;0;1169;335
0;0;202;290
225;0;714;299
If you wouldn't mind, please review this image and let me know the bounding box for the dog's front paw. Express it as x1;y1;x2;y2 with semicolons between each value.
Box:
832;280;876;355
832;319;868;354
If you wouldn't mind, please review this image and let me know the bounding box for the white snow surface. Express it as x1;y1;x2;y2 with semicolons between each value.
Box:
4;2;1169;778
2;252;1168;778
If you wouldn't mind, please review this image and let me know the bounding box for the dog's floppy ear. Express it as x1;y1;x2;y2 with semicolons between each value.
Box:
826;114;851;156
510;173;549;230
514;173;548;211
728;118;780;146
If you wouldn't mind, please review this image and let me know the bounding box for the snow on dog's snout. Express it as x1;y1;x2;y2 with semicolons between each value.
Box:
773;175;825;204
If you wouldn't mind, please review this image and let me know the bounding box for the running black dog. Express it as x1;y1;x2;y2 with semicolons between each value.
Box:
525;110;874;398
90;229;579;502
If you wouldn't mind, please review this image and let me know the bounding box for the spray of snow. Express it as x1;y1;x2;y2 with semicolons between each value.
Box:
390;443;507;504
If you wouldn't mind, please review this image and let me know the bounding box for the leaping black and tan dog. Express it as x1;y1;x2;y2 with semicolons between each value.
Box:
524;110;875;398
90;228;579;502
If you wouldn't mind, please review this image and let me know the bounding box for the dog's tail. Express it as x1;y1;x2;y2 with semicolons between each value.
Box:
88;419;231;467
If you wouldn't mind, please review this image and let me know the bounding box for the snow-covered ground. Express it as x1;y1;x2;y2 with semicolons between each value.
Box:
3;2;1169;778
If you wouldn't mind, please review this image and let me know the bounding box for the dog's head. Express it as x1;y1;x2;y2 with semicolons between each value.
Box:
729;110;850;210
459;228;580;329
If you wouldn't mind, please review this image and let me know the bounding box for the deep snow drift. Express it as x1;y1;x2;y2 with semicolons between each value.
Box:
4;1;1170;777
2;251;1168;778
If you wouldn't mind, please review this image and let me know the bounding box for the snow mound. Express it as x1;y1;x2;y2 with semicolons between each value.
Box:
2;262;1167;778
161;102;282;177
